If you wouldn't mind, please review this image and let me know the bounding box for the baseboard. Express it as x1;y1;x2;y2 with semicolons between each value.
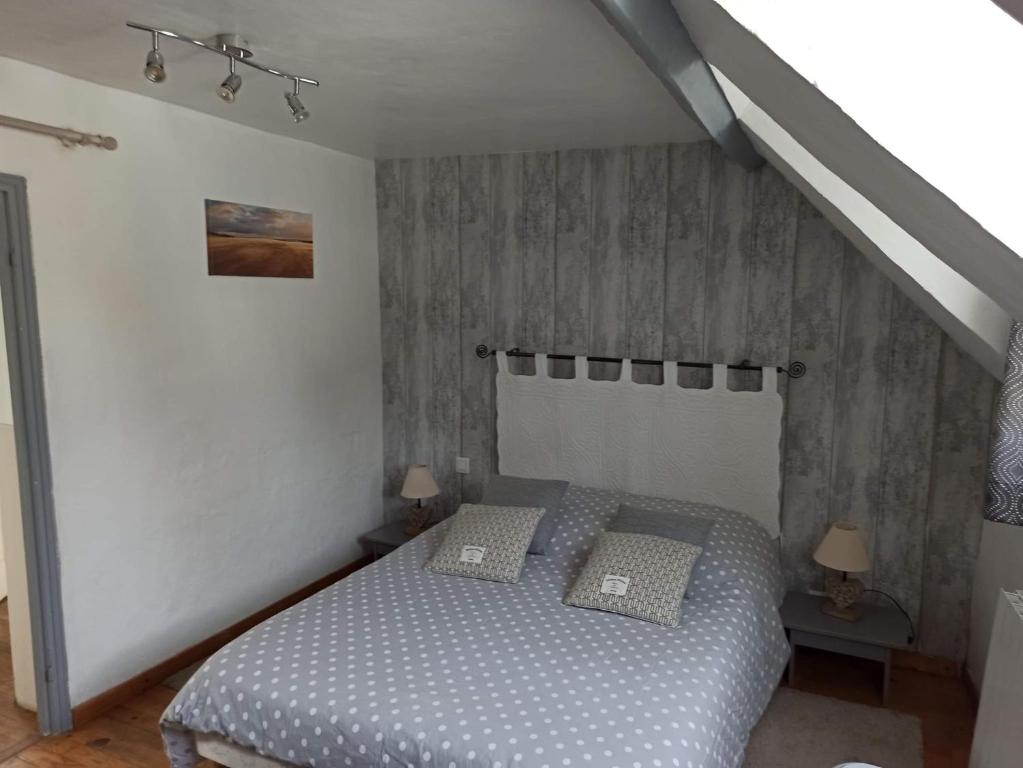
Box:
71;554;372;728
891;649;961;678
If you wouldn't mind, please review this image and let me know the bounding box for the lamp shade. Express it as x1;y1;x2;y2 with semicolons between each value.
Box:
401;464;439;500
813;521;871;573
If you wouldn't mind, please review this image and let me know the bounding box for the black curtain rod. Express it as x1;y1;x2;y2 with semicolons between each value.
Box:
475;345;806;378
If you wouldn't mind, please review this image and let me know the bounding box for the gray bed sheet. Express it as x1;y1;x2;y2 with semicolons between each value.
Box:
162;485;789;768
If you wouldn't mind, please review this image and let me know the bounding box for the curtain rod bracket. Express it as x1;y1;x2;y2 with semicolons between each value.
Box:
474;344;806;378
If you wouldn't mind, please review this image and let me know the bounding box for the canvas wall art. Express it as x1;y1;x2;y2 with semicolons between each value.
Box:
205;199;313;278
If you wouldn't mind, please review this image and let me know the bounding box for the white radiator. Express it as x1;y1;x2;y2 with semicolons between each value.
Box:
971;589;1023;768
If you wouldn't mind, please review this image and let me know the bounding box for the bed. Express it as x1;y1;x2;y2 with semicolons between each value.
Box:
162;484;789;768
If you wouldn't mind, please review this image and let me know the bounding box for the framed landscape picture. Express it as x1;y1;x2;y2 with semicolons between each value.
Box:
205;199;313;278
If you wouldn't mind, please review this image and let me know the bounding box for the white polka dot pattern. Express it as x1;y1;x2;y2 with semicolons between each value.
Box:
162;486;790;768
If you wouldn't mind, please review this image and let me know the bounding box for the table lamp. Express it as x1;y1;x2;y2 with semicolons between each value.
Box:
400;464;439;535
813;521;871;621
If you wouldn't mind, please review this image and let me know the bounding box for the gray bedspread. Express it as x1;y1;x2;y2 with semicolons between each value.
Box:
162;486;789;768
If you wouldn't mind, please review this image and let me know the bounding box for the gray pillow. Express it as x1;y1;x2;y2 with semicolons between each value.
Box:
609;505;715;548
480;474;569;555
563;531;703;627
424;503;544;583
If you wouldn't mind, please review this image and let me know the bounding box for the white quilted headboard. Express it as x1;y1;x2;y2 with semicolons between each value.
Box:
496;353;784;537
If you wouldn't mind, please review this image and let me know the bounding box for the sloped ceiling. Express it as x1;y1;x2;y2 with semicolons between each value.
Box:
666;0;1018;378
712;68;1010;379
992;0;1023;25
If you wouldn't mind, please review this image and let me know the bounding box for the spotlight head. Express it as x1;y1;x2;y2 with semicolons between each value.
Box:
217;72;242;103
285;82;309;123
144;48;165;83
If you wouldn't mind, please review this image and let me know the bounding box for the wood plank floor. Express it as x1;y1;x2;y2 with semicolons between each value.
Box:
0;601;975;767
0;600;215;767
786;646;976;768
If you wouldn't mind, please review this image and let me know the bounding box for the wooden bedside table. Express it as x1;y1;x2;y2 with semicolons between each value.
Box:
780;591;912;704
359;522;429;560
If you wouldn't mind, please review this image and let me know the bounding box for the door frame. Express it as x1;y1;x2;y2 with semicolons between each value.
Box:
0;173;71;733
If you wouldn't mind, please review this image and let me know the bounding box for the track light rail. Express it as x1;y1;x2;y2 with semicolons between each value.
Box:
125;22;319;87
0;114;118;150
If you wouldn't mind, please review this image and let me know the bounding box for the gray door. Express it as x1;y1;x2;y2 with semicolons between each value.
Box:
0;173;71;733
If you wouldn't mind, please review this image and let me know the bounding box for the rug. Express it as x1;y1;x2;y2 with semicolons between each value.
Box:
743;688;923;768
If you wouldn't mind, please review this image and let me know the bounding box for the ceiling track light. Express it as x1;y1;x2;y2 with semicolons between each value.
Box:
127;21;318;123
211;33;253;61
144;31;165;83
217;57;242;103
285;79;310;123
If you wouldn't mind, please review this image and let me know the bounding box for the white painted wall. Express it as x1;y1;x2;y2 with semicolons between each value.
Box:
968;520;1023;688
0;219;33;707
0;507;6;600
0;423;34;709
0;56;382;705
0;302;8;601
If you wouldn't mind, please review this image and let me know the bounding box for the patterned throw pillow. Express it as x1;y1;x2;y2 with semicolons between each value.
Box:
564;531;703;626
425;503;545;583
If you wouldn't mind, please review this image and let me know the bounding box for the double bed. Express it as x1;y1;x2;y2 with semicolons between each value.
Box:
162;484;789;768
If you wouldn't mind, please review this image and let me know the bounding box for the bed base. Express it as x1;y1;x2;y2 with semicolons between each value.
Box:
196;733;293;768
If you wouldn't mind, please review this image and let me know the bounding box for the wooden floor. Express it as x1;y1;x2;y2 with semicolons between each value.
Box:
0;600;975;767
786;646;977;768
0;600;215;767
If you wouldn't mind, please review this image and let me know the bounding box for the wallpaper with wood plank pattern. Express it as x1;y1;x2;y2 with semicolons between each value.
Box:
375;142;996;662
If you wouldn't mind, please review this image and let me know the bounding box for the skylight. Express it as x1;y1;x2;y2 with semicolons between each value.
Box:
712;67;1011;378
715;0;1023;260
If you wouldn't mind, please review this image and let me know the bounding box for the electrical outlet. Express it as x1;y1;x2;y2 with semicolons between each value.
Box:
455;456;470;475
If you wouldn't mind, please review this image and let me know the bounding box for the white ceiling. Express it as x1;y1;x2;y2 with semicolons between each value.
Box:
0;0;706;159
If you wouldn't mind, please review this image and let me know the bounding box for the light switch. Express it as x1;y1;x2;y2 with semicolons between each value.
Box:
455;456;470;475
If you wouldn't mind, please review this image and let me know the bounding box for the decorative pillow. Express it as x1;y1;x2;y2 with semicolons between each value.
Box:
563;532;702;627
424;503;545;583
609;505;715;548
480;474;569;555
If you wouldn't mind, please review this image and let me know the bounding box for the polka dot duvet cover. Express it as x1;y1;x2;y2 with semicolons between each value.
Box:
161;485;790;768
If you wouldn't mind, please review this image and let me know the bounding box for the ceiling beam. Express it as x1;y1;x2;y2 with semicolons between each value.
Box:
590;0;763;170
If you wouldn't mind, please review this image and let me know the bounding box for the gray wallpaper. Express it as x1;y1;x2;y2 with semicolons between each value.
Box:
375;141;997;662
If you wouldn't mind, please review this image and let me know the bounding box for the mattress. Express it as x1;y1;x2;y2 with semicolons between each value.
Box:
162;485;789;768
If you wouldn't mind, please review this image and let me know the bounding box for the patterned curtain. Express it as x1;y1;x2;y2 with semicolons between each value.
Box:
986;321;1023;525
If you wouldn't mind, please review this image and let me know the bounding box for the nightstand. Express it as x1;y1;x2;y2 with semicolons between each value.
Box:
359;522;429;560
780;591;912;704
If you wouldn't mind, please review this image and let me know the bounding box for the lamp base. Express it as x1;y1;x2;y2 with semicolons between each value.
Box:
404;504;432;537
820;598;863;622
821;573;865;622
